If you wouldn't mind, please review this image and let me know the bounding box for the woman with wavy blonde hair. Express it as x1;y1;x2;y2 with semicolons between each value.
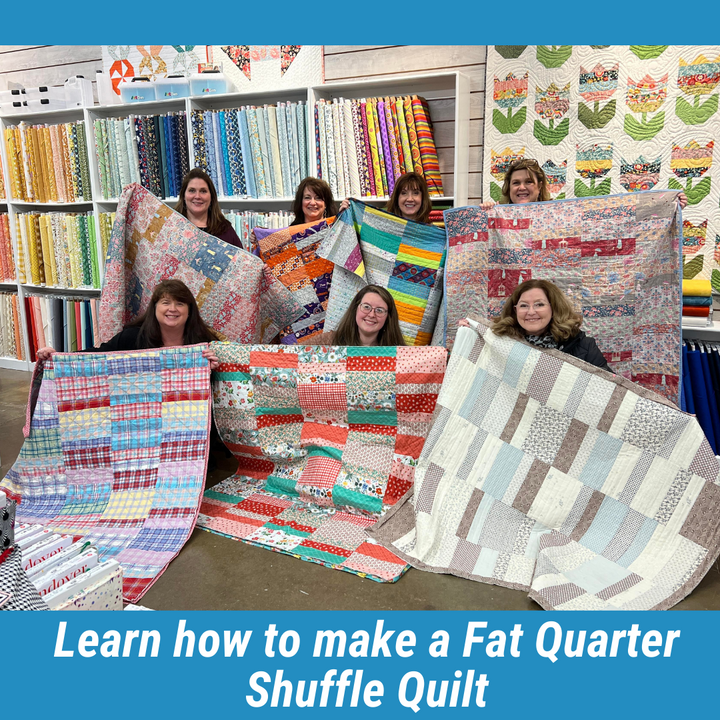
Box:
487;279;609;369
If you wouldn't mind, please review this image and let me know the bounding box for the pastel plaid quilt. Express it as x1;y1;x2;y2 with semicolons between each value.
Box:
370;322;720;610
444;192;682;403
255;218;336;344
1;345;212;603
318;200;447;346
99;183;304;344
196;341;447;582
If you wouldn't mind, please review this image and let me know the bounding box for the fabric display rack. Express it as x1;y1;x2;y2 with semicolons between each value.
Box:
93;111;190;200
0;72;469;370
683;340;720;456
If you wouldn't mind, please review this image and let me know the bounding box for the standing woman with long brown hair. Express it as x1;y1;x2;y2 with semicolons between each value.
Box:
175;168;243;247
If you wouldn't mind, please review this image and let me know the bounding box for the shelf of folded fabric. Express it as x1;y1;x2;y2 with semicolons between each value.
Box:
310;71;470;206
682;318;720;341
21;283;100;294
10;200;94;208
189;87;309;111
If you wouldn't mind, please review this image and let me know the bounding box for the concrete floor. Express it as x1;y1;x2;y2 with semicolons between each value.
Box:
2;366;720;611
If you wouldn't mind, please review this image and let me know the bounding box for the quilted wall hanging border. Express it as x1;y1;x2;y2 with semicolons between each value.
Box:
1;344;212;604
369;321;720;611
443;191;682;403
99;183;304;345
195;341;447;582
482;44;720;289
318;200;447;346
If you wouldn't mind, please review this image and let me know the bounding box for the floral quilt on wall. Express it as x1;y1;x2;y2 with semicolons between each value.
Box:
483;45;720;288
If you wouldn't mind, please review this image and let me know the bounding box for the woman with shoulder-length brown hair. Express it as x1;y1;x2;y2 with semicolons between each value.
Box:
37;279;220;368
385;172;433;224
175;168;242;248
480;278;609;369
307;285;406;346
290;177;341;225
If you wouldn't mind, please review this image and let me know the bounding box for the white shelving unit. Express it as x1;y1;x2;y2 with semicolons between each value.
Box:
0;71;471;370
682;319;720;342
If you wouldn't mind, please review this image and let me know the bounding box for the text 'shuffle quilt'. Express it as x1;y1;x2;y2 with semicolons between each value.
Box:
196;342;447;581
1;345;212;603
370;322;720;610
99;183;304;345
443;191;682;403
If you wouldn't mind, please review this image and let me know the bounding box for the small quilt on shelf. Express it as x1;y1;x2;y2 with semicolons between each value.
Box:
443;191;682;403
99;183;303;345
370;322;720;610
318;200;447;346
255;218;337;345
1;345;211;603
195;341;447;582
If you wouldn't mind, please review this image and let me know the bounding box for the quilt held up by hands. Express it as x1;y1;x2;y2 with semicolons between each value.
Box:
196;342;447;582
99;183;303;344
444;191;682;403
1;345;211;603
255;218;336;345
370;322;720;610
318;200;447;346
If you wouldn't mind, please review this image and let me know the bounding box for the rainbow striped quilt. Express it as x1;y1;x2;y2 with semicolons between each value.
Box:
2;345;211;603
196;342;446;581
318;200;446;346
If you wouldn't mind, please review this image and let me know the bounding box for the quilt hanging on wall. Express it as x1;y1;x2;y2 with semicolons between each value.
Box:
318;200;447;346
207;46;324;93
102;46;209;96
99;183;303;344
196;342;446;582
443;191;682;404
483;45;720;288
1;345;212;603
370;322;720;611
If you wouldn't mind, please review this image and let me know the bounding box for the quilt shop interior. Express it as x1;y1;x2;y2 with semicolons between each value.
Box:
1;45;720;612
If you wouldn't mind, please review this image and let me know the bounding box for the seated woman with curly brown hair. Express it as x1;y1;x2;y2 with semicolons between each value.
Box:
461;278;609;370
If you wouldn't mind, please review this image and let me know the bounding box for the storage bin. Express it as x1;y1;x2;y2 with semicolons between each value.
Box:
155;74;190;99
25;97;66;112
0;88;26;114
25;86;67;107
96;70;120;106
189;70;230;96
119;76;156;103
64;75;94;107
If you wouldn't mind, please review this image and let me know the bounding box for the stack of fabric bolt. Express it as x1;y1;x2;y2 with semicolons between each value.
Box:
682;279;714;327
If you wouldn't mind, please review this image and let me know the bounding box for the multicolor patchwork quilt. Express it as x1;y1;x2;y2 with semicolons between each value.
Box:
370;322;720;610
318;200;446;346
1;345;211;603
255;218;336;344
99;183;303;344
196;342;447;581
444;192;682;403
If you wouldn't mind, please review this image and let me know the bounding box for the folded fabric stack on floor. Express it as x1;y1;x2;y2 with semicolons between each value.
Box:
196;342;446;582
370;321;720;610
1;345;212;603
682;279;713;327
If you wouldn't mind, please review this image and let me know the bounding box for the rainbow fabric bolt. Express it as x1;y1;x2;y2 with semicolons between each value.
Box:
370;322;720;610
196;342;447;582
318;200;447;347
2;345;212;603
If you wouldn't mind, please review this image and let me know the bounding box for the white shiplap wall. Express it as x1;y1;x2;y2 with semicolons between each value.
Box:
0;45;487;203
